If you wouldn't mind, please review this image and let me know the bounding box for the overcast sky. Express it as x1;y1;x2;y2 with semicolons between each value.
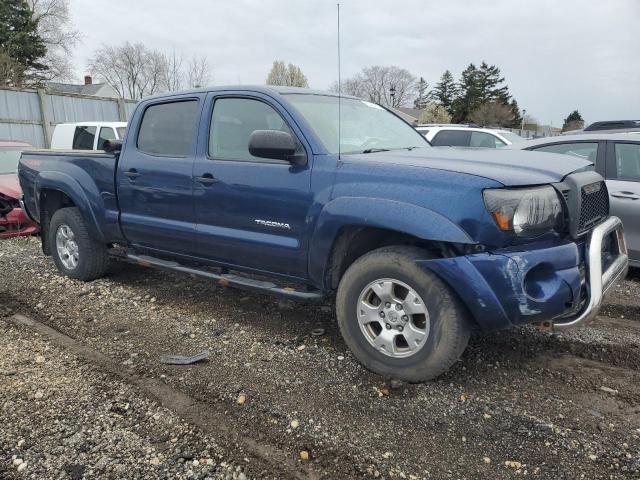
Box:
71;0;639;126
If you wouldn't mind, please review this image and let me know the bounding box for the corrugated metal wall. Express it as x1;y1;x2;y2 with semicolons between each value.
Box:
0;87;137;148
0;89;46;147
46;94;121;124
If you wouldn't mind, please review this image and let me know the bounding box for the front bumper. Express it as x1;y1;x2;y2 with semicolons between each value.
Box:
553;216;627;330
419;216;628;332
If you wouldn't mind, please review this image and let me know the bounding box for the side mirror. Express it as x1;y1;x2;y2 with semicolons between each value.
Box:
248;130;297;162
103;139;123;153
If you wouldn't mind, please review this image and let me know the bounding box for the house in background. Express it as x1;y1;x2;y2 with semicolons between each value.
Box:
47;76;119;98
390;107;420;124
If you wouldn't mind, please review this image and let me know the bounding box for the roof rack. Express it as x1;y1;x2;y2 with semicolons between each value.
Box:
415;123;480;128
584;120;640;132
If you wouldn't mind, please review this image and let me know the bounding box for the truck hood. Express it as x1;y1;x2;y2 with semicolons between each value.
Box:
343;147;592;186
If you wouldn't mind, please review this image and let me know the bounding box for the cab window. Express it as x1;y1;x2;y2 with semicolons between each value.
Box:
431;130;469;147
72;126;96;150
209;97;298;162
470;131;505;148
137;100;199;156
97;127;116;150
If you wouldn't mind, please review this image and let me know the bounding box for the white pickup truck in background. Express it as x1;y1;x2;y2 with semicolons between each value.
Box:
51;122;127;151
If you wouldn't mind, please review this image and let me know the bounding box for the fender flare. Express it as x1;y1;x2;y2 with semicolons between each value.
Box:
308;197;475;288
36;171;105;242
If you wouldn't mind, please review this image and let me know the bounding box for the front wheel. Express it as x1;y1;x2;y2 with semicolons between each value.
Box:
336;246;471;382
49;207;109;281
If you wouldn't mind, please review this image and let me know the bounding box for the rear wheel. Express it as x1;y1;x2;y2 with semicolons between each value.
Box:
336;246;471;382
49;207;109;281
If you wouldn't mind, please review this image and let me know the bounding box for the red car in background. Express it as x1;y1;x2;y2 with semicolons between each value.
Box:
0;140;39;239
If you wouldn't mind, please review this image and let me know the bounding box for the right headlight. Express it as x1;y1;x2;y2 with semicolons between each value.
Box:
483;186;563;237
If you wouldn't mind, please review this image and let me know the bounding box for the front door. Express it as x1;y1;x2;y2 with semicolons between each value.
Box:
117;96;203;255
606;141;640;262
191;93;313;279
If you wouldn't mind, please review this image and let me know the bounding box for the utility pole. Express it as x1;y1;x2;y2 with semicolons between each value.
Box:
520;108;527;133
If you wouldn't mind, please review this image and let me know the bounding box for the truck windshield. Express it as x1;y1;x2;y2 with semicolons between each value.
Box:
285;94;429;155
0;149;21;174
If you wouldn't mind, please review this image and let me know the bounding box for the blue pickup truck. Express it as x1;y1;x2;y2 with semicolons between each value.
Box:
18;86;629;381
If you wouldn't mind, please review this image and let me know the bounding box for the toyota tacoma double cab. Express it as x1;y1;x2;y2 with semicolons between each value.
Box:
18;86;629;381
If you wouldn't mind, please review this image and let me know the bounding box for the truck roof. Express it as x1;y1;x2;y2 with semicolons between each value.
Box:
54;122;127;128
144;85;359;101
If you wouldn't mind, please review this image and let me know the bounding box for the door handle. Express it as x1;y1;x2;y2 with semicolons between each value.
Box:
611;191;639;200
195;173;218;185
124;169;140;179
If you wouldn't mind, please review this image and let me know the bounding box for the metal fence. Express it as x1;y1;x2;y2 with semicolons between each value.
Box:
0;87;137;148
503;127;561;140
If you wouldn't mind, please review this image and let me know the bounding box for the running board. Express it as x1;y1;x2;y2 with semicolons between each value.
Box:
125;253;324;302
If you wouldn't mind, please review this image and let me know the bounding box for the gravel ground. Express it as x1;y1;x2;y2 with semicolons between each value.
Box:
1;235;640;479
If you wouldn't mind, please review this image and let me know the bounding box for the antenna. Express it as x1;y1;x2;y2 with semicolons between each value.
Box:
337;3;341;160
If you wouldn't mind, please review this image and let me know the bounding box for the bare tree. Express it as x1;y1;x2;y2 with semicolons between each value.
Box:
89;43;163;99
266;60;308;88
329;76;366;98
186;55;211;88
337;66;416;108
27;0;79;81
469;102;514;127
88;43;212;99
162;50;184;92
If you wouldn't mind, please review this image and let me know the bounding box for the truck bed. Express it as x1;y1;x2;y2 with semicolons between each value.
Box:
18;150;124;243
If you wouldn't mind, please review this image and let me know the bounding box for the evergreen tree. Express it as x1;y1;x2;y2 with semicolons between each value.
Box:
451;64;481;123
413;77;429;109
431;70;458;116
477;61;510;104
562;110;584;131
509;99;523;128
0;0;47;86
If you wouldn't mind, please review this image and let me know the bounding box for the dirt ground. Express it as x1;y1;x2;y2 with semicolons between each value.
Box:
1;236;639;479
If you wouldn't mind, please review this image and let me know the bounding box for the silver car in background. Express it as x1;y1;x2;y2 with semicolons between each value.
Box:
507;133;640;267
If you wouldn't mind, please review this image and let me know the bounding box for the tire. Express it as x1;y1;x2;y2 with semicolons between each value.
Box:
48;207;109;281
336;246;471;382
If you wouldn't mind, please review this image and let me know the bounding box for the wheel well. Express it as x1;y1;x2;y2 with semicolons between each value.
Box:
39;189;75;255
325;226;461;290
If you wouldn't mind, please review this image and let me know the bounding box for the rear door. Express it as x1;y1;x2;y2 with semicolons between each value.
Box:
191;92;313;279
605;140;640;261
117;96;203;255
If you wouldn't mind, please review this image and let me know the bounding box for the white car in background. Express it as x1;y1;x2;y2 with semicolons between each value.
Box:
51;122;127;151
416;124;527;148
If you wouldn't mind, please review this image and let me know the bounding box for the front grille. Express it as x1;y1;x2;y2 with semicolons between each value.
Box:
577;181;609;234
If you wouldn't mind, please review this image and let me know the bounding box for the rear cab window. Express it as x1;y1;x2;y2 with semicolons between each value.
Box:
137;100;199;156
